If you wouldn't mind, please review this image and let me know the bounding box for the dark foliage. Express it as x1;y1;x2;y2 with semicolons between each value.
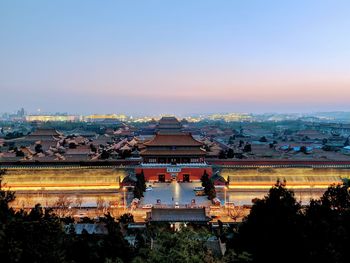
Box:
236;180;350;263
201;170;216;200
219;150;227;159
34;144;43;153
237;180;303;263
0;170;133;263
227;148;235;158
100;149;110;160
133;170;146;199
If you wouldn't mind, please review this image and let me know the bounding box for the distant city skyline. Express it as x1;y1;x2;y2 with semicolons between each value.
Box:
1;1;350;115
2;107;350;119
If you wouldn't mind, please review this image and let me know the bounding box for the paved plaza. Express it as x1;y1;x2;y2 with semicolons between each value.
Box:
141;181;211;206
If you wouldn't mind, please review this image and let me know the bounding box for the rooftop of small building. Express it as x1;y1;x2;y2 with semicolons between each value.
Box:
64;223;108;235
147;207;210;222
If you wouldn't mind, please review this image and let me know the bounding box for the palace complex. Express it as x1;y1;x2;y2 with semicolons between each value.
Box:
136;116;212;182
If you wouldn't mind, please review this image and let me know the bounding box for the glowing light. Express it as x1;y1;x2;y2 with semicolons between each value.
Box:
227;184;335;190
2;168;125;192
25;115;81;122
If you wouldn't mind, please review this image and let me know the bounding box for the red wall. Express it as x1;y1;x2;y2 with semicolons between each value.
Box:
207;159;350;166
135;167;213;182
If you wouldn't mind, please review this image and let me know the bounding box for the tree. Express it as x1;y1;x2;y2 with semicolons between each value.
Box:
201;171;216;200
133;171;146;199
35;143;43;153
137;227;219;263
75;195;83;208
68;142;77;149
322;145;332;151
219;149;227;159
0;169;6;189
101;150;110;160
238;181;303;263
201;170;210;190
120;150;131;159
55;195;73;217
96;196;106;216
0;171;134;263
321;180;350;211
203;144;211;152
118;213;134;225
222;249;252;263
138;170;146;192
302;181;350;263
243;143;251;153
227;148;235;158
259;136;267;142
0;169;15;221
0;197;67;263
90;144;97;153
133;185;143;199
207;186;217;200
228;136;235;145
299;146;308;154
16;149;25;157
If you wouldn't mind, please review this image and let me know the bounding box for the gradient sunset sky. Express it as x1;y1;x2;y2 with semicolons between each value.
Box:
1;0;350;115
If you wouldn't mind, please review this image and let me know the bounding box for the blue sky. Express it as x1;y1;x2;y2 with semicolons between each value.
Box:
1;0;350;115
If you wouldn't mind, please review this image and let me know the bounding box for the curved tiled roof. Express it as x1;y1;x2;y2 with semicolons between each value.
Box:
148;208;210;222
29;128;61;136
140;149;207;156
144;133;203;146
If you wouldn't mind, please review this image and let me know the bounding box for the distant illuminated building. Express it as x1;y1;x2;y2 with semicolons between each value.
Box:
26;115;81;122
208;113;252;122
83;114;127;122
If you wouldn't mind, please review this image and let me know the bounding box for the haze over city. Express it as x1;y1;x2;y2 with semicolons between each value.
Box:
3;1;350;262
1;0;350;115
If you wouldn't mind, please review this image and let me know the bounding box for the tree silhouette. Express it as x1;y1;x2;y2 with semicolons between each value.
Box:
201;170;216;200
227;148;235;158
238;181;303;263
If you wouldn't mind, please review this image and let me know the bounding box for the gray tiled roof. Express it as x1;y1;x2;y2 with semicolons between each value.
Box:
149;208;209;222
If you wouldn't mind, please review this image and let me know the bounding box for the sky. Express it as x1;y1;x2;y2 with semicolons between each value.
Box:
1;0;350;115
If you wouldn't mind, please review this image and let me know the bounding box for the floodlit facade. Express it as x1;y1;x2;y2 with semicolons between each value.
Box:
26;115;81;122
2;167;125;191
83;114;127;122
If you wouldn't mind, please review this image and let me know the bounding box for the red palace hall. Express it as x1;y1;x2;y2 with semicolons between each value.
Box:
136;130;212;182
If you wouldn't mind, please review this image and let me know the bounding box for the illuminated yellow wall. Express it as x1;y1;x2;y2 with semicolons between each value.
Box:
221;168;350;189
3;168;126;191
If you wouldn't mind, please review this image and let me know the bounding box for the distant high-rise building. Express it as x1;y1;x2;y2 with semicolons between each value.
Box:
17;108;25;117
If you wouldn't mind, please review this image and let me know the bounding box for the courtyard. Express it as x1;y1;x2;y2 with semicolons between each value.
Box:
141;181;212;206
